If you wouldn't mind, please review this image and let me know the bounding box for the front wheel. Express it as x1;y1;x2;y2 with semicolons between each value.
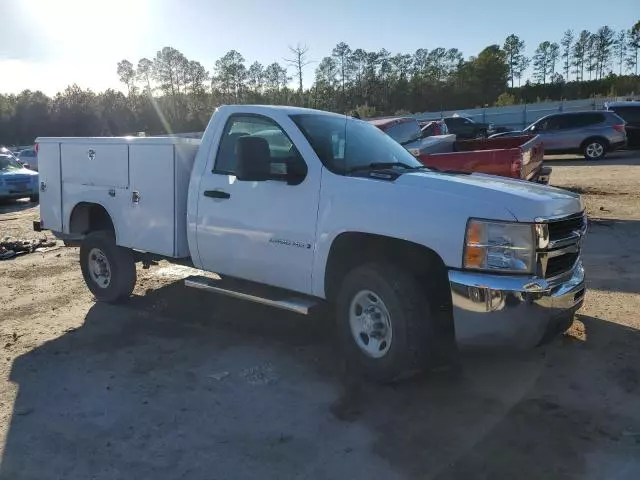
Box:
80;231;136;302
583;140;606;160
336;263;436;382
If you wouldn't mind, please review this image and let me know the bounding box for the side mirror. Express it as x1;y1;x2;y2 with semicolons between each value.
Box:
285;167;306;186
235;136;271;182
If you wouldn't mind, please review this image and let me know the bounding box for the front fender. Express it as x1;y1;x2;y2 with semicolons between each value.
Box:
311;171;515;298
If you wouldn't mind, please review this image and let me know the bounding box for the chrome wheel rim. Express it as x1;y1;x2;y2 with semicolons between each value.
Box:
586;142;604;159
88;248;111;288
349;290;393;358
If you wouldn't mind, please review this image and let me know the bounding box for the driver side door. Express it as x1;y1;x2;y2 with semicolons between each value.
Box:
195;112;321;294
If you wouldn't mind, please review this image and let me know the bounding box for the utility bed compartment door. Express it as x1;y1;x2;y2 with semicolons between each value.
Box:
60;143;129;188
38;142;62;232
118;144;176;257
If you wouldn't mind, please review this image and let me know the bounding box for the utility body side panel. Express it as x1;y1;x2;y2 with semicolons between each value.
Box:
37;136;199;258
37;142;62;232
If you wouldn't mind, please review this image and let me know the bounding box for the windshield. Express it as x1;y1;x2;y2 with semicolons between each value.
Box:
290;114;424;174
386;120;422;145
0;154;23;171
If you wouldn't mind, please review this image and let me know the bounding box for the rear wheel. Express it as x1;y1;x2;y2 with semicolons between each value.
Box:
80;231;136;302
336;263;436;382
583;139;606;160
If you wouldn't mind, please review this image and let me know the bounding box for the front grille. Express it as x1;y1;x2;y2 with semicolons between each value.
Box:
4;176;31;184
538;213;585;279
547;214;586;242
545;252;579;278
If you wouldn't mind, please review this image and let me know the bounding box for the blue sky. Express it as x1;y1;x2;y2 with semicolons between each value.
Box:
2;0;638;95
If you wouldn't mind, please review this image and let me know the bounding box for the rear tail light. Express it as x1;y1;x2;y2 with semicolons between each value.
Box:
613;124;626;133
510;158;523;178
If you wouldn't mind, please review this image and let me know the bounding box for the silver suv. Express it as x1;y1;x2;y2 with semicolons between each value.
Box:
491;111;627;160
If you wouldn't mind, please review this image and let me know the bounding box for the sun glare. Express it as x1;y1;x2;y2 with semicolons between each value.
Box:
18;0;150;57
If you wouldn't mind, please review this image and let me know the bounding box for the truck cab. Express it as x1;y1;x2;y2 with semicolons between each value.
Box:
35;105;587;382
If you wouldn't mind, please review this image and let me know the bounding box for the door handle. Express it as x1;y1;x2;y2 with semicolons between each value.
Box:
204;190;231;199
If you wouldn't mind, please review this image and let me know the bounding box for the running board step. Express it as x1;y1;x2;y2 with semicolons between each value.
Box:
184;275;318;315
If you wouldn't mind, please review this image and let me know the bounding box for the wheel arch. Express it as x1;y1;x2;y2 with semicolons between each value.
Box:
68;202;117;240
323;232;451;309
580;136;610;151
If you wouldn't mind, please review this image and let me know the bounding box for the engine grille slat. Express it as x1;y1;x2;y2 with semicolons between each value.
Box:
539;213;585;279
4;176;32;184
545;252;579;278
547;215;586;243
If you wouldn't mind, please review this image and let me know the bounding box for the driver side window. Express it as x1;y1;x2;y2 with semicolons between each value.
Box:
213;115;306;178
535;117;555;131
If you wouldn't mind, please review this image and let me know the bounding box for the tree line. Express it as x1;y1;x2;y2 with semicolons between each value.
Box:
1;21;639;146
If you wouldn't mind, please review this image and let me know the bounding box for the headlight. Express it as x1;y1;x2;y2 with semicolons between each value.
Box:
463;219;535;273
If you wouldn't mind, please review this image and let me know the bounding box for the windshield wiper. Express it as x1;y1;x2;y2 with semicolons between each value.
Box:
347;162;427;174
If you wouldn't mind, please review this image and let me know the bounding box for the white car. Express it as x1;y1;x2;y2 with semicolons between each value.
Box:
17;148;38;171
34;105;586;381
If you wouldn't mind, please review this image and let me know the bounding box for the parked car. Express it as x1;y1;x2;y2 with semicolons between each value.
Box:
605;101;640;148
490;111;627;160
1;147;18;159
419;135;550;183
35;105;586;382
368;117;456;156
17;148;38;170
372;119;549;183
0;152;39;202
442;115;495;139
419;119;449;137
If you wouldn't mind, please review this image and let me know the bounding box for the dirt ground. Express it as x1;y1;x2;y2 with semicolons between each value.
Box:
0;152;639;479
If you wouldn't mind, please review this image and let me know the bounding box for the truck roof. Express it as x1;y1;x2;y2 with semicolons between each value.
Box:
218;104;347;118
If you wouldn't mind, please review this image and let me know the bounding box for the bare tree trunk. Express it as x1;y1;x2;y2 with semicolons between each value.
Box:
285;44;310;106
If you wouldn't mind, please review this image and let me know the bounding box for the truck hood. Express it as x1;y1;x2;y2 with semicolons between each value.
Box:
397;170;583;221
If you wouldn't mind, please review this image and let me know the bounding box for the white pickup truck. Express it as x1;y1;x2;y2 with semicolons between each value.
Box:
34;105;587;381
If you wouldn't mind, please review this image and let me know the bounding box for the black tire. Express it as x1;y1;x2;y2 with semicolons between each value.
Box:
582;139;607;160
335;263;437;382
80;231;136;303
29;194;39;203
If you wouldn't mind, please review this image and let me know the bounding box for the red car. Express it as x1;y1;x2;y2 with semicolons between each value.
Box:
369;117;550;183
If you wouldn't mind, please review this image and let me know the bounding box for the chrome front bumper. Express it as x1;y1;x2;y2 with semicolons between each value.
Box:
448;261;585;349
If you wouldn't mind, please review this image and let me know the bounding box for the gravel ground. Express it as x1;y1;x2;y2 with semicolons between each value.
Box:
0;151;639;479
